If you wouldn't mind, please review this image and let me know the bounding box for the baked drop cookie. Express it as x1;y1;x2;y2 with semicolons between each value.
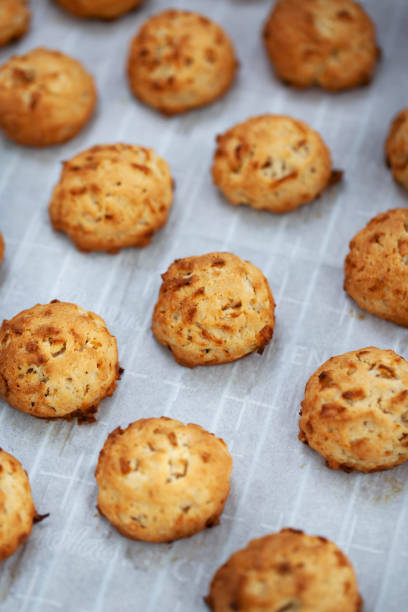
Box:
385;108;408;191
0;0;30;47
49;143;174;253
263;0;379;91
344;209;408;326
0;300;120;421
152;252;275;367
299;347;408;473
95;417;232;542
0;449;38;562
0;47;97;146
206;528;362;612
55;0;143;19
127;10;238;115
212;114;340;213
0;232;4;264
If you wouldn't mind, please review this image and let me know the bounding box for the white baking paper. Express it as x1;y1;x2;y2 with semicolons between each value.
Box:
0;1;407;610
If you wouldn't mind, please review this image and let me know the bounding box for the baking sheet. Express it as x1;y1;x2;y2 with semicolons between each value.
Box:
0;0;408;610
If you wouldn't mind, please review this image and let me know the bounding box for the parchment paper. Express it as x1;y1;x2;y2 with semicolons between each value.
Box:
0;1;407;610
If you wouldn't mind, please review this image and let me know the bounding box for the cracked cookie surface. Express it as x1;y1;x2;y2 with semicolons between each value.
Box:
151;252;275;367
0;300;120;421
0;448;38;563
0;47;96;146
127;9;237;115
49;143;173;253
299;347;408;472
206;528;362;612
212;114;338;214
263;0;379;91
344;209;408;326
95;417;232;542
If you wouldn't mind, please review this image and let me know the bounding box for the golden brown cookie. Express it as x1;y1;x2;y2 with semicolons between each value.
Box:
0;0;30;47
385;108;408;191
206;528;362;612
344;209;408;326
299;347;408;473
49;143;174;253
212;114;340;214
0;300;120;422
0;47;97;146
263;0;379;91
95;417;232;542
0;232;4;264
151;252;275;368
127;9;238;116
55;0;143;19
0;448;38;562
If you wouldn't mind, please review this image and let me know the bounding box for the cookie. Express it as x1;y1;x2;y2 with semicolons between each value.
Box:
344;209;408;326
385;108;408;191
263;0;379;91
0;47;97;146
55;0;143;19
0;0;30;47
206;528;362;612
151;252;275;368
127;9;238;116
49;143;174;253
299;347;408;473
0;232;4;264
212;114;340;214
0;300;120;421
0;448;38;562
95;417;232;542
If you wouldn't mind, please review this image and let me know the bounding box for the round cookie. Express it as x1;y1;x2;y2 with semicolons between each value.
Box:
385;108;408;191
206;528;362;612
95;417;232;542
151;252;275;368
0;300;120;421
0;47;97;146
49;143;174;253
0;232;4;264
127;9;238;116
263;0;379;91
0;0;30;47
212;114;340;214
55;0;143;19
344;208;408;326
299;347;408;473
0;448;38;563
